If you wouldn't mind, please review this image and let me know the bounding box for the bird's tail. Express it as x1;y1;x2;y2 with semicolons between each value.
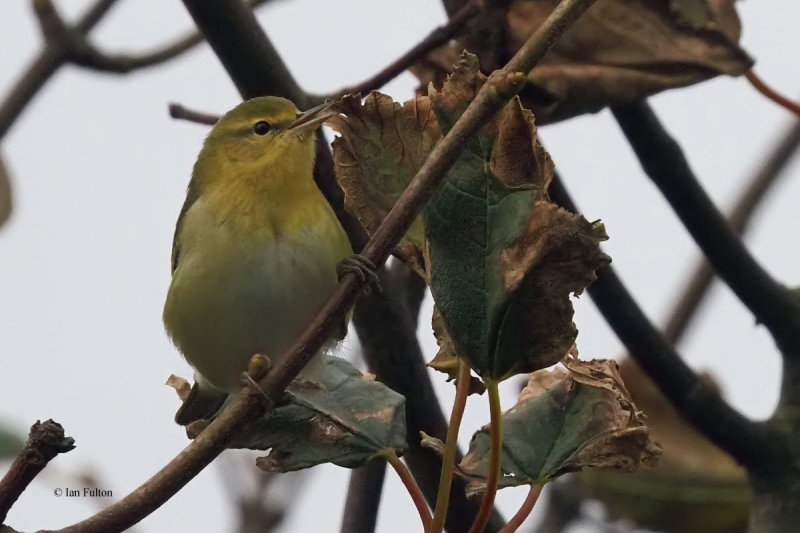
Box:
174;382;228;425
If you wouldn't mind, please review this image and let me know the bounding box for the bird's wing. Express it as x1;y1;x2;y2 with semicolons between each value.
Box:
171;179;201;273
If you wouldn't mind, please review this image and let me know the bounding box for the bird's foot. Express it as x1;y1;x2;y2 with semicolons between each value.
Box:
337;254;381;294
240;354;273;404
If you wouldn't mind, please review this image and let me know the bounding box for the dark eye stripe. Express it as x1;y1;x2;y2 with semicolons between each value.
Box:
253;121;271;135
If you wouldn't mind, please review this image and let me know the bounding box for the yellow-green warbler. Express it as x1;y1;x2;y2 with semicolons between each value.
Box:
164;97;353;425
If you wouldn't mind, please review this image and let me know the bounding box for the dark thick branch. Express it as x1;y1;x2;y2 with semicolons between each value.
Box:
0;420;75;523
664;118;800;345
340;458;387;533
548;174;784;473
15;2;597;531
180;0;303;104
319;1;480;102
612;101;800;354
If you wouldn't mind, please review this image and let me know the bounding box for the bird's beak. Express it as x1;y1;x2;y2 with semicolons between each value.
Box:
287;101;338;133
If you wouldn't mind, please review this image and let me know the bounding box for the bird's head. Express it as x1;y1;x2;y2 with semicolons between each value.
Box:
199;96;336;167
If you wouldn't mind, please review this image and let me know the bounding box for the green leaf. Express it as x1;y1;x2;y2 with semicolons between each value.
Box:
228;356;407;472
459;358;660;495
328;93;441;277
424;53;609;380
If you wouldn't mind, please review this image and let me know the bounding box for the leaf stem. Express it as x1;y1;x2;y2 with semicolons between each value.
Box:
498;484;543;533
745;69;800;118
429;360;472;533
385;450;433;532
469;380;503;533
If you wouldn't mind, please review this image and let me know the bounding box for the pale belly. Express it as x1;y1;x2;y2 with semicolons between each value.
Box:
163;200;351;392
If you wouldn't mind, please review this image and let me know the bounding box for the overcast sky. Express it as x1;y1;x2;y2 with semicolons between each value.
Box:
1;1;798;532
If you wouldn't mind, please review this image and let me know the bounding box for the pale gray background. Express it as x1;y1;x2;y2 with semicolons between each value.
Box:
0;1;798;532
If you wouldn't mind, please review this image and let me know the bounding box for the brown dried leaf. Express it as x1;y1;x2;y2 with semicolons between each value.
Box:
328;93;441;276
413;0;752;124
166;374;191;401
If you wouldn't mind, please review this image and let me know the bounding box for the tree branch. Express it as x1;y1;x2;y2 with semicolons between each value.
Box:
663;118;800;345
0;0;120;140
354;266;504;533
611;101;800;355
318;1;480;102
0;420;75;523
168;103;218;126
339;458;387;533
55;0;278;74
548;173;784;473
0;154;12;228
8;2;598;531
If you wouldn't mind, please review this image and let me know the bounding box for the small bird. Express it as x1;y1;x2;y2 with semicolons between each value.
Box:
164;97;352;425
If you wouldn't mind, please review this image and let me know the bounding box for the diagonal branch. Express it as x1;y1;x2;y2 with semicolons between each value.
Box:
9;2;600;532
663;118;800;345
0;420;75;523
611;101;800;355
318;0;480;102
548;173;784;473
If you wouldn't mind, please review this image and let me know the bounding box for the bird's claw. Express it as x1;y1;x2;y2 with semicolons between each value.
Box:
337;254;381;294
240;371;270;402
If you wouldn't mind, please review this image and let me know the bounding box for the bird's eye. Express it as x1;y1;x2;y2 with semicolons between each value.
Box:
253;121;271;135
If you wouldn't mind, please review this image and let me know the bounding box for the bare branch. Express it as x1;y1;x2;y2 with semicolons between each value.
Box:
0;420;75;523
168;103;218;126
612;101;800;355
664;118;800;345
6;2;598;531
548;173;784;473
320;1;480;102
58;0;278;74
340;458;387;533
0;0;120;140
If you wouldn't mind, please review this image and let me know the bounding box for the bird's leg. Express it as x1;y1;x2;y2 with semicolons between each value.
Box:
337;254;381;294
240;354;272;402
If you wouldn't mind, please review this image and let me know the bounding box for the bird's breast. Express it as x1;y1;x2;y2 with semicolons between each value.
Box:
163;192;352;392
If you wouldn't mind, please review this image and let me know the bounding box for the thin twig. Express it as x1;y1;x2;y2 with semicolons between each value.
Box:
663;118;800;345
498;484;543;533
339;458;387;533
745;70;800;118
469;380;503;533
0;420;75;523
319;1;480;102
168;103;218;126
611;101;800;355
548;173;783;473
385;451;433;531
429;361;472;533
11;2;597;531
